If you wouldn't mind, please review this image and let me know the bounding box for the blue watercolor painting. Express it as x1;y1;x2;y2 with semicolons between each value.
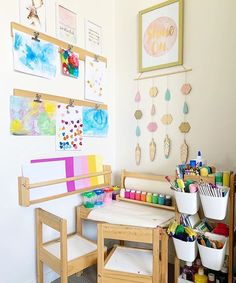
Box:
13;30;58;79
83;107;108;137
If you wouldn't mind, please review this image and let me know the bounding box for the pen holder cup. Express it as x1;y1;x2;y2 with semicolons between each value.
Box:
174;191;200;215
199;187;229;220
173;237;198;262
198;233;228;271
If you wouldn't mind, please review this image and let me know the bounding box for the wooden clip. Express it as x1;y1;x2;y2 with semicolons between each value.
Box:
94;54;99;62
33;93;42;103
68;44;73;52
67;99;75;108
32;31;40;42
95;104;100;109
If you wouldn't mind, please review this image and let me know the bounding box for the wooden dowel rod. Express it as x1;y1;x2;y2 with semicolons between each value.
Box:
14;89;107;110
30;170;112;189
123;170;175;182
11;22;107;64
30;183;109;205
134;68;192;81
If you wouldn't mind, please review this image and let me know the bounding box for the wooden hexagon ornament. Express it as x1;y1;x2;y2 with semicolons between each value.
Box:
134;110;142;120
149;86;158;97
179;122;191;133
161;114;173;125
181;83;192;95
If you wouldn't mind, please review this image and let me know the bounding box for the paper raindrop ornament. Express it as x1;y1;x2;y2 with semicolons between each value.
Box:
151;104;156;116
134;110;142;120
181;83;192;95
135;143;141;165
135;91;141;102
136;126;141;137
147;122;158;132
164;135;171;159
149;86;158;97
149;138;156;161
161;114;173;125
165;89;171;101
179;122;191;133
180;140;188;164
183;102;189;114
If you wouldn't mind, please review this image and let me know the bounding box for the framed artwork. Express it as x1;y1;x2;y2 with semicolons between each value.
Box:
85;19;102;55
138;0;183;72
19;0;46;32
56;4;77;44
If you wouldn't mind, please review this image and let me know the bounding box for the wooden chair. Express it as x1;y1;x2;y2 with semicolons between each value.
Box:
36;208;106;283
97;223;167;283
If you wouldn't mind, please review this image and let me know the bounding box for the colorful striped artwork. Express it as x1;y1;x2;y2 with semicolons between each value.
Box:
31;155;104;192
10;96;56;135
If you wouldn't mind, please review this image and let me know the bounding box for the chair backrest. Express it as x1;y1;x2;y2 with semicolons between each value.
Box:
97;223;161;283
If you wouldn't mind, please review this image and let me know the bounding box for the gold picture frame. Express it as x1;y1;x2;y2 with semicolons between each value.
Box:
138;0;184;72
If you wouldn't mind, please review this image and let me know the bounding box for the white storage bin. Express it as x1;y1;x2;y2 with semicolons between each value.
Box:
178;275;193;283
173;237;198;262
174;191;200;215
198;233;228;271
199;187;229;220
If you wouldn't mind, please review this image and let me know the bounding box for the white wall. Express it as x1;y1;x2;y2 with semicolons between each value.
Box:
0;1;116;282
115;0;236;175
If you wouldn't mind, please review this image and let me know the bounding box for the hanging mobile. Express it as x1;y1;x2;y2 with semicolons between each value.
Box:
147;81;158;161
179;69;192;163
134;82;142;165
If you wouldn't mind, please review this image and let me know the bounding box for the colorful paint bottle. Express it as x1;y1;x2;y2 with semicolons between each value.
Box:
141;191;146;202
158;194;165;205
135;190;141;201
152;193;158;204
146;192;153;203
120;188;125;198
125;189;130;199
165;195;172;206
130;189;136;199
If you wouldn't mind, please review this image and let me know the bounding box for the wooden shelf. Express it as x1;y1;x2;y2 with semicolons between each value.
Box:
116;196;175;211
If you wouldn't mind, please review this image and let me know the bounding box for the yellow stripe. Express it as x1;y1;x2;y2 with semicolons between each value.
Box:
96;155;104;185
88;155;98;186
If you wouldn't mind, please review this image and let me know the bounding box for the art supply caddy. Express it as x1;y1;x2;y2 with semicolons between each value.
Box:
168;151;234;283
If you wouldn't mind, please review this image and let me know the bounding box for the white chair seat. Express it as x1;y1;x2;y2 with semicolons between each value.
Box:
44;234;97;261
105;246;153;275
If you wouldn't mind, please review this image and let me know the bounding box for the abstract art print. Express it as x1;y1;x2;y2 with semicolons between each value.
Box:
138;0;183;72
19;0;46;32
10;95;56;135
85;56;106;103
56;4;77;44
12;30;58;79
83;107;108;137
59;48;79;78
56;104;83;151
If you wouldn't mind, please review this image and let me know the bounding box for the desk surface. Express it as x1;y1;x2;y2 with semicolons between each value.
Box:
87;201;175;228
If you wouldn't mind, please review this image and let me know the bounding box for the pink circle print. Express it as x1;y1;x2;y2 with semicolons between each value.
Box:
143;16;177;57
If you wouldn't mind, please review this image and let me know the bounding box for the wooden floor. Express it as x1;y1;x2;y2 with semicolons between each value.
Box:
53;264;175;283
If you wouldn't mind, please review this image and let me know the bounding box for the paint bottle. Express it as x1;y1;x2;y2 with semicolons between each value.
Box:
208;273;215;282
182;262;194;281
141;191;146;202
125;189;130;199
165;195;172;206
135;190;141;201
158;194;165;205
196;150;203;167
120;188;125;198
194;267;207;283
152;193;158;204
104;188;113;204
146;192;152;203
130;189;136;199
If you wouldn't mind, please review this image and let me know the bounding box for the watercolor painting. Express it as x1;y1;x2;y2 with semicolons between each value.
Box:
138;0;183;72
56;104;83;151
85;56;106;103
19;0;46;32
83;107;108;137
56;4;77;44
59;48;79;78
10;95;56;135
13;30;58;79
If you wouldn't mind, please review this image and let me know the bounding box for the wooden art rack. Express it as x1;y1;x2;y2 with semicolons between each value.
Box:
18;165;111;207
11;22;107;64
14;89;108;110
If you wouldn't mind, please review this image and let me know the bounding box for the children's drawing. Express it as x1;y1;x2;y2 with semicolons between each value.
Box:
13;30;58;79
10;96;56;135
85;56;106;103
83;107;108;137
19;0;46;32
59;48;79;78
56;104;83;151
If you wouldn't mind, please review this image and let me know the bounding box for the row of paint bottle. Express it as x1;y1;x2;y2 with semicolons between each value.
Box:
120;188;172;206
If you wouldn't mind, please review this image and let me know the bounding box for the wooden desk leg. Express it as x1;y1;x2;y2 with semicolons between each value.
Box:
161;231;168;283
174;256;180;283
